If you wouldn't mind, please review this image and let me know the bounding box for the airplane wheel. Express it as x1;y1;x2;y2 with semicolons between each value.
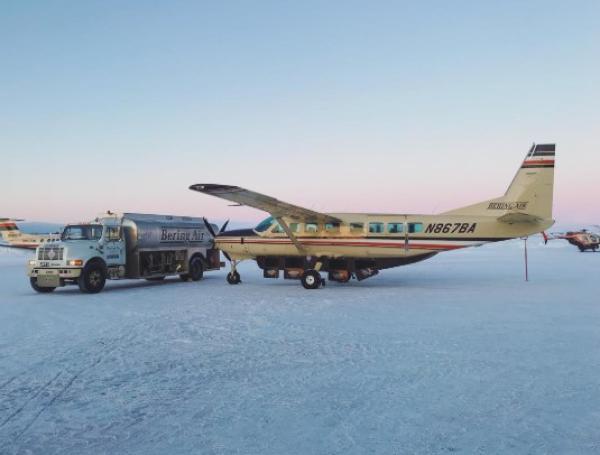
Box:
301;269;322;290
227;271;241;285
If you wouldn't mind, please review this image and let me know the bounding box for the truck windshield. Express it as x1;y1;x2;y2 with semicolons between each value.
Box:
62;225;103;241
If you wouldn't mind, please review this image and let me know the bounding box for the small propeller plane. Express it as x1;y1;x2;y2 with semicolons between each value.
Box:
190;143;556;289
0;218;61;249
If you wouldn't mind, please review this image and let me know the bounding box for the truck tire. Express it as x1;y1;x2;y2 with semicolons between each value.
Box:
78;262;107;293
189;257;204;281
180;257;204;282
30;277;56;293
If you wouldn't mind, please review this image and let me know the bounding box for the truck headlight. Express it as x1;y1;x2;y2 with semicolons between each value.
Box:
28;260;36;266
67;259;84;266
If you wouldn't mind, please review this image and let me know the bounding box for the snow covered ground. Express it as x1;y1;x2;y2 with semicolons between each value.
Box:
1;239;599;454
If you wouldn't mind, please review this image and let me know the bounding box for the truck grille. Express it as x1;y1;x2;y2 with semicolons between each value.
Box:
38;247;64;261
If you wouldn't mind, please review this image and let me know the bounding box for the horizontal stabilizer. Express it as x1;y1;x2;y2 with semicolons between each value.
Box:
497;212;543;224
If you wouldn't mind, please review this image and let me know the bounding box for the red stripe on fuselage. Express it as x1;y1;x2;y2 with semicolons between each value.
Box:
217;238;467;251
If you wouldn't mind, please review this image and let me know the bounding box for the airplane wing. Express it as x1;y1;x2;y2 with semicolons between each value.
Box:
189;184;341;224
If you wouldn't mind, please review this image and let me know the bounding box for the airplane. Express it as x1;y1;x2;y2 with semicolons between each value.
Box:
0;218;61;249
543;229;599;252
190;143;556;289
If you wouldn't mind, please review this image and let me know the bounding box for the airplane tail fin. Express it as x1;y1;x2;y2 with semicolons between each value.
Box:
443;143;555;223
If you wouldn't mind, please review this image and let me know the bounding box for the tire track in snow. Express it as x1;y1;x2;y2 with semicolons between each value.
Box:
0;372;62;429
12;356;105;442
0;376;17;392
1;329;139;449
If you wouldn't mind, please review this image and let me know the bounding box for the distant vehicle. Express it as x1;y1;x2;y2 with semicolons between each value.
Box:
190;143;556;289
544;230;600;252
27;212;223;294
0;218;60;249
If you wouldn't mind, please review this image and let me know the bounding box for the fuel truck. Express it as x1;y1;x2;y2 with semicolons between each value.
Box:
27;212;223;293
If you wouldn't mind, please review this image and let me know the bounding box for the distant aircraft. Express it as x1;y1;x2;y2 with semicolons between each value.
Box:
544;229;599;252
191;143;556;289
0;218;61;249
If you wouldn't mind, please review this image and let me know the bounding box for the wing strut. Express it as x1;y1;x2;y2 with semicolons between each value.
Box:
276;217;305;253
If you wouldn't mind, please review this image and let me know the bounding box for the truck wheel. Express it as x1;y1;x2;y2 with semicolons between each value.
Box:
30;277;55;293
227;271;241;285
78;263;106;293
189;257;204;281
301;270;322;290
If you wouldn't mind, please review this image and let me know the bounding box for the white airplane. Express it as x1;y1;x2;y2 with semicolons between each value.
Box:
0;218;61;249
191;143;556;289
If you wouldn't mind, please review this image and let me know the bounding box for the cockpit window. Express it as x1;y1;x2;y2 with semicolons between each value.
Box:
62;225;103;241
255;216;274;233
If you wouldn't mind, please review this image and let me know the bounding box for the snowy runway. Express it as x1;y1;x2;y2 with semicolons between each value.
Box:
1;240;599;454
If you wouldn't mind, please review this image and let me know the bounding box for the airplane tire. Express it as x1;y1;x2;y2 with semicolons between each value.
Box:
301;270;322;290
78;263;106;294
30;277;55;293
227;271;241;285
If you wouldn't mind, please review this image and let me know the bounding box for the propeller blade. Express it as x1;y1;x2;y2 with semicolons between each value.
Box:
219;220;230;234
202;217;217;237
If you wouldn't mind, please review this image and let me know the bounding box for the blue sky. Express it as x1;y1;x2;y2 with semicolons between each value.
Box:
2;1;599;224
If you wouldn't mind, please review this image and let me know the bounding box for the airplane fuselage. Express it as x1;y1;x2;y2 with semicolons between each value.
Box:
216;213;553;262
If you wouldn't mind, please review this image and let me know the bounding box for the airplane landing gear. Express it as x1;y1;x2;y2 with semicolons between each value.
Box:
227;271;241;284
301;269;324;290
226;260;241;285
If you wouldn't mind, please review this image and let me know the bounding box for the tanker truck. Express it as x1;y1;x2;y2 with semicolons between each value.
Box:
27;212;223;293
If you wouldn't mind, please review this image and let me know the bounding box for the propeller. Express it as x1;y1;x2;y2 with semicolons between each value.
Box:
219;220;229;233
203;217;232;261
202;217;216;237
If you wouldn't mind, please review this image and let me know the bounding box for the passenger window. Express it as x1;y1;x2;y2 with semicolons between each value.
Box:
305;223;319;233
350;222;364;233
387;223;404;234
369;222;384;234
271;222;284;233
289;223;300;233
408;223;423;233
324;222;340;233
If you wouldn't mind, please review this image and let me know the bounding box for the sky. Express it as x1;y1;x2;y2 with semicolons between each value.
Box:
2;1;599;226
